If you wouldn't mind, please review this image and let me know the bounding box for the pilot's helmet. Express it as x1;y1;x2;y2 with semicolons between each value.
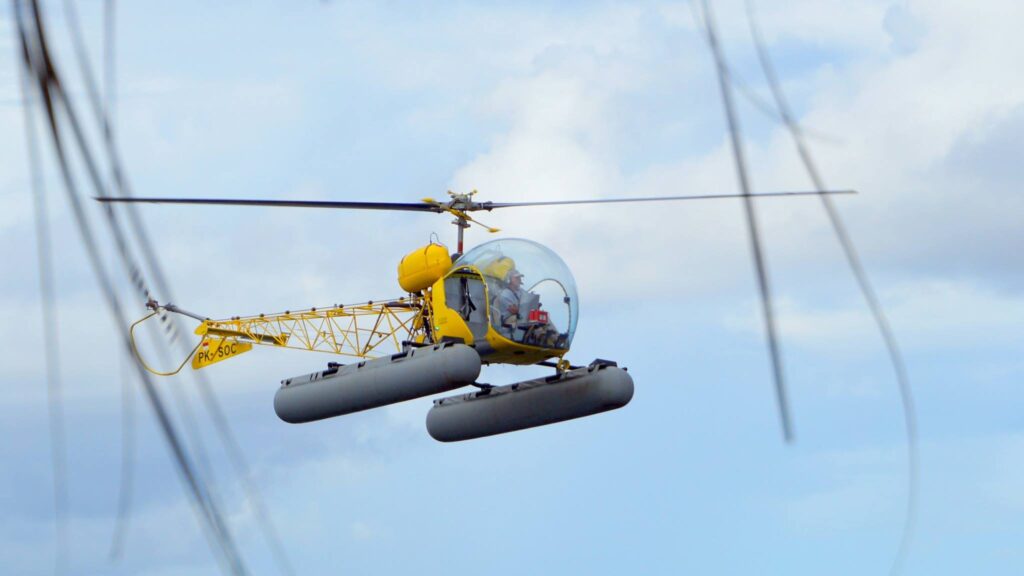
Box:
484;256;515;281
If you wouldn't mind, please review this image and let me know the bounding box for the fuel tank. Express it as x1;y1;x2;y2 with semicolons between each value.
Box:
425;360;633;442
274;342;481;424
397;242;452;293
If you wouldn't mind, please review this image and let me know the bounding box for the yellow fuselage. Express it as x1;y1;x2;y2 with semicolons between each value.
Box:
398;242;567;365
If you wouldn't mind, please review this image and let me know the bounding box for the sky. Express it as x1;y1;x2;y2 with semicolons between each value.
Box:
1;0;1023;574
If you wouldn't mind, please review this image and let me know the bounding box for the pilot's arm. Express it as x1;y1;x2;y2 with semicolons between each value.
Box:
500;288;519;312
497;289;519;323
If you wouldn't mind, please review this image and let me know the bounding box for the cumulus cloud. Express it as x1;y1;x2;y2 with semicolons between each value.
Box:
438;0;1024;313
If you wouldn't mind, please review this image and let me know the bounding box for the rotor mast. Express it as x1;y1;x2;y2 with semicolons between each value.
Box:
455;216;469;256
439;189;500;258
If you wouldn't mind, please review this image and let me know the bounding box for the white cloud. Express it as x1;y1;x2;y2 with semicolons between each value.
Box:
724;279;1024;352
438;0;1024;314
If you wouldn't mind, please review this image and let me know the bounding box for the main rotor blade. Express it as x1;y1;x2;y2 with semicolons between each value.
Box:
95;190;855;214
95;197;443;212
483;189;854;209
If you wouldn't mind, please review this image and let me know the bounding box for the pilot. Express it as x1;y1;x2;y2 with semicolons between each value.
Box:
495;269;565;347
496;269;527;338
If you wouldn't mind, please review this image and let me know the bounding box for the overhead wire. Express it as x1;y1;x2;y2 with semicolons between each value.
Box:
110;343;135;559
742;1;918;572
698;0;793;442
17;30;69;576
58;1;164;327
14;1;247;573
190;370;298;576
61;0;234;549
683;0;838;145
61;0;225;517
724;64;840;145
99;0;136;561
58;0;179;345
56;1;294;573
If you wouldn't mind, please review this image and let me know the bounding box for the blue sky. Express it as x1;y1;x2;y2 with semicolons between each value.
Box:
1;1;1023;574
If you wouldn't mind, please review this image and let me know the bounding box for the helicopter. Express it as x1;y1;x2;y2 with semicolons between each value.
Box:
100;188;851;442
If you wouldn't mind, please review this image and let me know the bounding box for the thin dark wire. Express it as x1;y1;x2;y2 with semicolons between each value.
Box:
103;0;115;135
17;35;69;576
684;0;838;146
62;0;226;524
193;371;298;576
699;0;793;442
0;91;89;107
57;1;293;573
101;0;136;561
61;0;222;505
15;3;247;574
744;1;918;572
725;66;839;145
110;343;135;559
166;367;220;483
13;4;221;568
64;0;205;469
61;0;117;164
59;0;177;343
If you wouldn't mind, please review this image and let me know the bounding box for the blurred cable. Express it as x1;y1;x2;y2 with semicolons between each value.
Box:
685;0;838;145
61;0;224;556
58;1;293;573
698;0;793;442
15;1;247;573
193;370;297;576
744;1;918;572
109;349;135;559
17;31;69;576
100;0;136;561
103;0;115;134
725;65;840;145
63;0;234;544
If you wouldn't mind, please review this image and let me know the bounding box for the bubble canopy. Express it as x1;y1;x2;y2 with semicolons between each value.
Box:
455;238;579;347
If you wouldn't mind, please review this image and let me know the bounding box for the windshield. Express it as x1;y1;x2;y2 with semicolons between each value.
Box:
455;238;578;349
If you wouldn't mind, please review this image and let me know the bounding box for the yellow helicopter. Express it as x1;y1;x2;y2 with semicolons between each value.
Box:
100;188;849;441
